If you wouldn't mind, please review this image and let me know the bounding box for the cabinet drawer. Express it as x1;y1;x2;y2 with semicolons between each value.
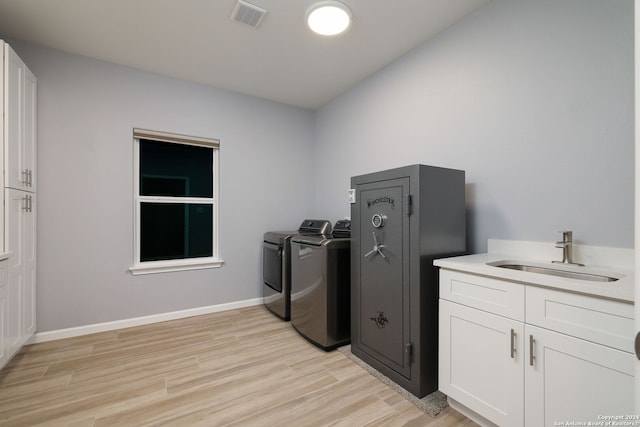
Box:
526;286;634;353
439;270;524;321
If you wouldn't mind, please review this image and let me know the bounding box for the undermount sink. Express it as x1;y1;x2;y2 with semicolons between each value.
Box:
486;261;620;282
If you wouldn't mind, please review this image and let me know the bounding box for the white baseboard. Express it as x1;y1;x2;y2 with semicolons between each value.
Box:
28;297;264;344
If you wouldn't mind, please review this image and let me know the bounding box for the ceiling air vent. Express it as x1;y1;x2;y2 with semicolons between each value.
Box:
231;0;267;28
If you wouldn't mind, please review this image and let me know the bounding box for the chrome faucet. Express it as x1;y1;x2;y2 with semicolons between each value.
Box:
552;231;584;266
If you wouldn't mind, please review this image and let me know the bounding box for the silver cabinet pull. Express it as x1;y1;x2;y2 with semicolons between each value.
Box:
529;334;535;366
21;195;33;213
21;169;33;187
510;329;517;358
22;195;32;212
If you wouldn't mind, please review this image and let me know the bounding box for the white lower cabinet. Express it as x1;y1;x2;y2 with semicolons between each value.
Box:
10;189;36;339
439;269;634;427
0;189;36;370
525;324;634;427
439;299;524;426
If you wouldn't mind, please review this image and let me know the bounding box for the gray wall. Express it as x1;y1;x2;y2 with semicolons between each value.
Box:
10;42;316;332
314;0;634;253
5;0;634;332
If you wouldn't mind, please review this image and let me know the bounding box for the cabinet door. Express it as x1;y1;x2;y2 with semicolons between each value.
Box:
525;324;634;427
6;189;24;355
5;44;36;192
23;66;36;193
439;299;524;426
5;44;24;190
22;193;35;336
5;189;35;347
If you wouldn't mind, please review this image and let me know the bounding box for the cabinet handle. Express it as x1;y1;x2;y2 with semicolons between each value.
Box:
22;195;32;213
23;195;32;213
22;169;28;186
529;334;535;366
28;169;32;187
510;329;517;358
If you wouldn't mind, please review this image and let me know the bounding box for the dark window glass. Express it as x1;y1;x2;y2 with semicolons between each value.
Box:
140;203;213;262
140;139;213;197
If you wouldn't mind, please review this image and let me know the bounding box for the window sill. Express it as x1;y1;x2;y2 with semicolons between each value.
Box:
129;257;224;275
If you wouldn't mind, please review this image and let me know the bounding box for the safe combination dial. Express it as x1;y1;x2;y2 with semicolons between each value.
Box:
371;213;387;228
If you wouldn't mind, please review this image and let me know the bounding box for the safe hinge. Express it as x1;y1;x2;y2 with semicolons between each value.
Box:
404;342;413;365
406;195;413;216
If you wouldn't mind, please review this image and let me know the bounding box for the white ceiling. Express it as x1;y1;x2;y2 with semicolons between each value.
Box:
0;0;489;109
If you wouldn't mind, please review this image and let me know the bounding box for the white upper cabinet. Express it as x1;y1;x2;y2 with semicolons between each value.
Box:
5;43;36;193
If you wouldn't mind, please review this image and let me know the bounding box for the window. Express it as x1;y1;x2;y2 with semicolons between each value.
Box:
130;129;222;275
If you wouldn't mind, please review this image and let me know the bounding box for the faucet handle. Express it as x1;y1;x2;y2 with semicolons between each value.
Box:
557;231;573;241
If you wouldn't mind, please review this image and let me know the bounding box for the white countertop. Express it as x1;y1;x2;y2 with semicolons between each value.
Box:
434;252;634;304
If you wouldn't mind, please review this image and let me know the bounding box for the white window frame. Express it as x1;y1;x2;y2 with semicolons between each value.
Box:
129;128;223;275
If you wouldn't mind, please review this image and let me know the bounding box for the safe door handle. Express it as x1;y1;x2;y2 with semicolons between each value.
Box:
404;343;412;366
364;232;386;259
510;329;516;359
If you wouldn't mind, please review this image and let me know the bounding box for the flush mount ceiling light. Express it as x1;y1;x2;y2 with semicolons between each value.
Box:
306;1;352;36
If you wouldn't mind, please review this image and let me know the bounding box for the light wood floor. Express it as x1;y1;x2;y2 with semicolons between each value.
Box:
0;305;477;426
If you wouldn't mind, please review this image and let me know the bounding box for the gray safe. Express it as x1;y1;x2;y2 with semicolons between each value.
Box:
350;164;466;398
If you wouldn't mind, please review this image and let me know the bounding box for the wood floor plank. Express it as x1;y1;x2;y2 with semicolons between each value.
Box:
0;379;166;426
0;305;478;426
148;371;341;427
43;331;216;378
